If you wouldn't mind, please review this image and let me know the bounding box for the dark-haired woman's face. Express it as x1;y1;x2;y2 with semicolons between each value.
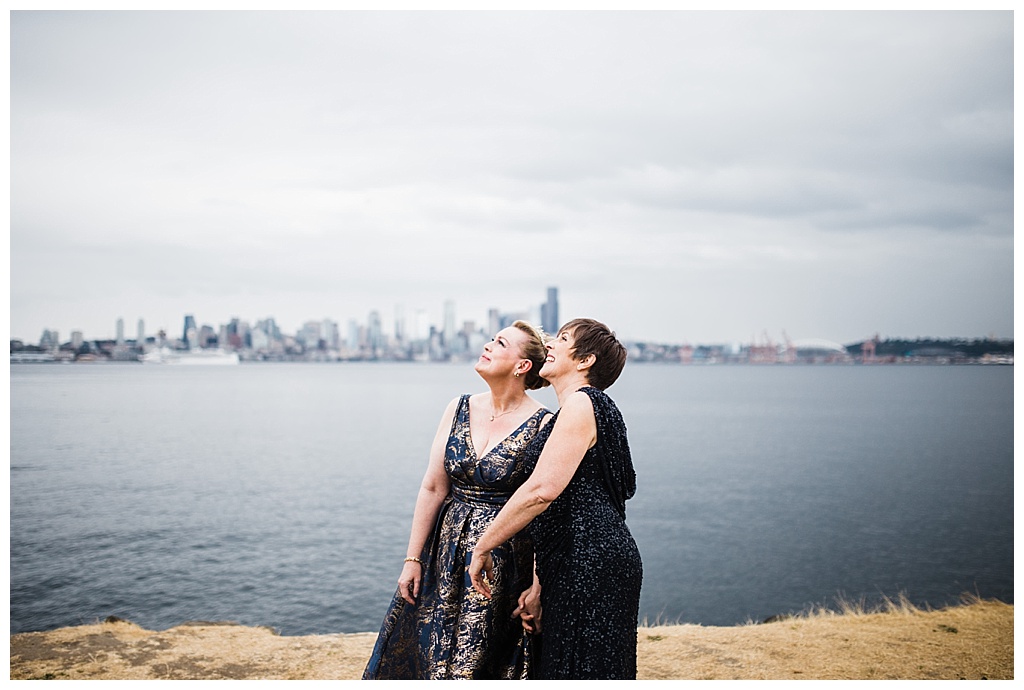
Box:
539;328;576;379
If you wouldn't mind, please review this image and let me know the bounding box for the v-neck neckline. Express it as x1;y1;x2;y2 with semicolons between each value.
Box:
466;402;543;462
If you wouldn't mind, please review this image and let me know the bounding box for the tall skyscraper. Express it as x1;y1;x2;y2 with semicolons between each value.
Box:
116;318;125;345
137;319;145;345
183;314;197;346
541;286;559;335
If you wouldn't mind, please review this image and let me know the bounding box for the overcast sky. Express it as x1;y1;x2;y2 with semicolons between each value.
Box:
9;10;1014;346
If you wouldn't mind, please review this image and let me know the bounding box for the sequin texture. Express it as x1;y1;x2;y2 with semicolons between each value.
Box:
363;395;552;679
525;386;642;680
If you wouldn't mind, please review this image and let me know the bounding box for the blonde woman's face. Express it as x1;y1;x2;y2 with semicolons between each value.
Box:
476;326;530;375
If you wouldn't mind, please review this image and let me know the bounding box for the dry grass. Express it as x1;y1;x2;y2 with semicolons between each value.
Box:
637;594;1013;680
10;596;1012;680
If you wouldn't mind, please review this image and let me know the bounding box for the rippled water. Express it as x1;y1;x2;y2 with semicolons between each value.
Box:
10;363;1013;635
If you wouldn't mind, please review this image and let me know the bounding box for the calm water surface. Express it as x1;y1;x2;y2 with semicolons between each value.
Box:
9;363;1013;635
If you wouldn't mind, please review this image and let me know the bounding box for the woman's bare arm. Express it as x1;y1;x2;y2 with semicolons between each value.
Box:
468;391;596;597
395;397;457;604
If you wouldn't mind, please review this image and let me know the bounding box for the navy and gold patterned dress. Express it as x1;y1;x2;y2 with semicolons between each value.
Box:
363;395;552;680
524;386;642;679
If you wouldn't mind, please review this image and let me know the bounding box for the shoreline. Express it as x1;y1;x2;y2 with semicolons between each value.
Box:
10;598;1012;680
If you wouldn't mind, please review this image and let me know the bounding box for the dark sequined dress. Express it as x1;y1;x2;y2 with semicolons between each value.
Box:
363;395;552;680
524;386;642;680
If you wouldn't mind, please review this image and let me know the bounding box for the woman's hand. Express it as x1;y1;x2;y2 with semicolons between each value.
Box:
397;560;422;605
512;581;542;634
468;549;495;599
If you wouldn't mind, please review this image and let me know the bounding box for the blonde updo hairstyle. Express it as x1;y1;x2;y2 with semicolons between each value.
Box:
511;320;551;391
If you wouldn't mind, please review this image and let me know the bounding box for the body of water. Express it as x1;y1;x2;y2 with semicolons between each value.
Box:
9;363;1013;635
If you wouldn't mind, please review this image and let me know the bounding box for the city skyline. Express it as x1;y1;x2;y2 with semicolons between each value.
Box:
17;288;567;347
10;12;1013;347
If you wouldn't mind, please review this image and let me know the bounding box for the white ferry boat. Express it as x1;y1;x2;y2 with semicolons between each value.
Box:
141;347;240;366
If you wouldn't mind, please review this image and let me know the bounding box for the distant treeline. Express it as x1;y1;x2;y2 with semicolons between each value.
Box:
845;338;1014;358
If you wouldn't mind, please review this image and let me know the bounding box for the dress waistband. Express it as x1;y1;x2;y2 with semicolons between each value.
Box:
451;484;512;507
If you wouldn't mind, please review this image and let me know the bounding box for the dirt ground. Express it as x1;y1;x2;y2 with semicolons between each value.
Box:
10;599;1012;680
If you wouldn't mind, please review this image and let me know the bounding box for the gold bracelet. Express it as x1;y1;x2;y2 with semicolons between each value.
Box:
404;557;423;565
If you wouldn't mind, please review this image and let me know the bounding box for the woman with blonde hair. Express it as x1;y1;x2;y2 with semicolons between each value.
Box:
364;320;552;680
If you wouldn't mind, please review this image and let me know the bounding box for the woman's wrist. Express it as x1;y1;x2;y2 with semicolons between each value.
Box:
404;556;423;565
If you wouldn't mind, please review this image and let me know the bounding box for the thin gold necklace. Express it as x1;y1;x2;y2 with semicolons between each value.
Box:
490;397;525;422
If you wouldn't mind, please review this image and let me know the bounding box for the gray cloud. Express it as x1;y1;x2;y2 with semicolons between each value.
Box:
9;10;1013;345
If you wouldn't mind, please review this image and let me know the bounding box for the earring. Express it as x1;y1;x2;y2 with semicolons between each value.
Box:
514;371;520;378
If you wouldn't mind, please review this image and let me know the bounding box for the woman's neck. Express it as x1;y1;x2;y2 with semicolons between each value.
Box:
487;378;528;412
551;372;591;407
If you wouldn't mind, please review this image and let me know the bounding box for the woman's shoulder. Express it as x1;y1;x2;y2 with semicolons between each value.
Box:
577;387;625;429
440;394;471;420
577;386;615;408
550;391;598;436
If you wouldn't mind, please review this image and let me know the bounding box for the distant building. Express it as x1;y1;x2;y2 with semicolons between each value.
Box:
347;319;360;351
394;305;406;343
488;309;501;338
541;286;559;335
298;320;322;350
250;328;270;352
790;339;852;364
368;311;384;353
183;315;197;349
322;319;339;350
198;325;217;348
39;329;59;350
443;300;456;348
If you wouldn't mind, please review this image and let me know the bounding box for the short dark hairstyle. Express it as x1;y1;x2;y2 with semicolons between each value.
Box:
560;318;627;390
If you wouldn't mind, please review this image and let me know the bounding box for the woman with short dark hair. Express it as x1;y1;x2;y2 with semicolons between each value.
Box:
469;318;642;680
